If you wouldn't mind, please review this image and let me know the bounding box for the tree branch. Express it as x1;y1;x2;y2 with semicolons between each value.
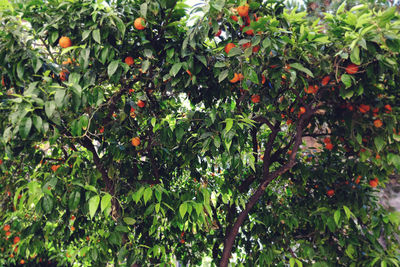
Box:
219;108;315;267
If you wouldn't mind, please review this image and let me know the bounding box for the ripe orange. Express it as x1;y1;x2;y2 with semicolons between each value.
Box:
134;17;146;30
62;58;73;65
5;231;11;236
180;239;185;244
1;76;5;87
99;126;104;134
215;29;222;37
186;70;192;76
59;70;69;81
245;29;254;35
224;43;236;54
373;119;383;128
70;226;75;231
251;94;260;103
86;236;90;241
230;73;243;83
304;85;318;94
237;4;249;17
242;42;251;49
59;36;72;48
129;88;135;94
13;236;20;244
10;254;14;258
286;119;292;125
261;74;266;84
137;100;145;108
20;260;25;265
131;137;141;147
252;45;260;53
323;137;331;144
325;143;333;150
51;165;60;172
3;225;10;232
70;215;76;220
384;104;392;113
321;76;330;86
345;63;359;74
125;56;134;66
327;189;335;197
369;178;379;188
299;107;306;115
355;176;361;184
359;104;370;113
231;15;238;22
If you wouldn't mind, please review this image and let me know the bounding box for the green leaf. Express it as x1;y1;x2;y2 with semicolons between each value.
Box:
123;217;136;225
140;3;147;18
170;62;182;77
143;187;152;205
108;60;119;77
17;61;24;80
225;118;233;133
290;258;295;267
101;193;112;213
32;115;42;132
289;63;314;78
54;89;66;108
45;101;55;118
132;187;145;203
68;191;81;210
42;194;53;214
142;60;150;73
334;209;341;226
82;29;91;41
388;153;400;170
179;202;187;218
196;55;207;66
92;29;101;44
249;69;259;84
88;195;100;219
336;1;346;15
19;117;32;139
114;16;126;38
341;74;352;88
214;135;221;148
218;69;229;82
227;47;242;57
343;205;352;220
374;136;385;153
350;46;360;65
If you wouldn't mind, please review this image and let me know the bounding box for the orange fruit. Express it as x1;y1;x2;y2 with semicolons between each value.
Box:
384;104;392;113
186;70;192;76
59;70;69;81
325;143;333;150
252;45;260;53
3;225;10;232
131;137;141;147
304;85;317;94
86;236;90;241
245;29;254;36
242;42;251;49
286;119;292;125
215;29;222;37
299;107;306;115
20;260;25;264
134;18;146;30
99;126;104;134
70;226;75;231
59;36;72;48
261;74;266;84
373;119;383;128
231;15;238;22
1;75;5;87
359;104;370;113
10;254;14;258
369;178;378;188
51;165;60;172
137;100;145;108
180;239;185;244
321;76;330;86
355;175;361;184
62;58;73;65
125;56;134;66
345;63;359;74
70;215;76;220
129;88;135;94
5;231;11;236
224;43;236;54
237;4;249;17
327;189;335;197
13;236;20;244
251;94;260;103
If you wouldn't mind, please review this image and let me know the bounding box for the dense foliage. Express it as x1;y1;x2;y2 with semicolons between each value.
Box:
1;0;400;266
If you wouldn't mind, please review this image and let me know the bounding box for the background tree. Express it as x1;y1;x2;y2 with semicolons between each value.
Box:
1;0;400;266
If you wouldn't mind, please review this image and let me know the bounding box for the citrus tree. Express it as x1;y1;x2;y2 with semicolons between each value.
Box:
1;0;400;266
